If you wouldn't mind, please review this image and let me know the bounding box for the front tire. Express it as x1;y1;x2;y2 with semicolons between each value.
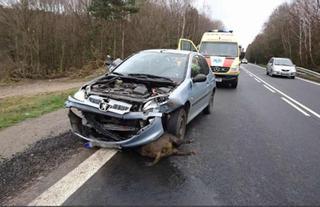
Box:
269;70;273;77
167;108;187;140
204;91;215;114
230;78;238;88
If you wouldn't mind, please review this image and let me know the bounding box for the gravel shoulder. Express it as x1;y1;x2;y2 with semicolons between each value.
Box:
0;109;71;160
0;79;83;99
0;132;91;205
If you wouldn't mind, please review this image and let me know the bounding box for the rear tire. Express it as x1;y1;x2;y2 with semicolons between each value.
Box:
167;108;187;140
204;91;215;114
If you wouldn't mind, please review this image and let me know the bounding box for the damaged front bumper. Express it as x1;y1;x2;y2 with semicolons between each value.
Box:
65;96;164;149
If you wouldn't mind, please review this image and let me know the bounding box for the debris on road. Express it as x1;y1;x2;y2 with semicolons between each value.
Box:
0;132;83;205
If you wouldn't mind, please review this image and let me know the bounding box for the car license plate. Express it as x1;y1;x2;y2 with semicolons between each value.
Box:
216;78;222;82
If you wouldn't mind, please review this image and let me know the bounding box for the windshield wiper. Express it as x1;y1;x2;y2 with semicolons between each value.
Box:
128;73;174;83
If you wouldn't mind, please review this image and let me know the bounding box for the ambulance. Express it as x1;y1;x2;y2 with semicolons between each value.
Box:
178;30;244;88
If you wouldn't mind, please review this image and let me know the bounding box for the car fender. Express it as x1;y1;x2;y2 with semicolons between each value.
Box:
166;79;192;113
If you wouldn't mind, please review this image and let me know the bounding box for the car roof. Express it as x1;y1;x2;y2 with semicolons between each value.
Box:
272;57;292;60
139;49;196;56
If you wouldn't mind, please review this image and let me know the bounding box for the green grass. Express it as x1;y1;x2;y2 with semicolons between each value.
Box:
0;89;77;130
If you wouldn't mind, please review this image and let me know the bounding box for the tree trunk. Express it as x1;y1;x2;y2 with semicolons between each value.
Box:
121;21;125;59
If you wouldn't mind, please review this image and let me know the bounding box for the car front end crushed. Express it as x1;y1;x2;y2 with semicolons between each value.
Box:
66;96;165;149
65;74;184;149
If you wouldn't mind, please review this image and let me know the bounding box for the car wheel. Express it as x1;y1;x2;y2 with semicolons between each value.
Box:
204;91;215;114
291;76;295;79
230;78;238;88
269;70;273;77
266;69;269;75
167;108;187;140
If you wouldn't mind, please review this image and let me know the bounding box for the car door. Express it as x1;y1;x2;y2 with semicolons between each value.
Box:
199;55;215;98
178;38;198;52
188;55;210;122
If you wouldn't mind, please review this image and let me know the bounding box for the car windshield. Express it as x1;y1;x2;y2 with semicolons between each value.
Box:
274;58;293;66
199;42;238;57
113;52;188;83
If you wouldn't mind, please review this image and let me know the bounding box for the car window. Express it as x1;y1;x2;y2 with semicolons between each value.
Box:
114;52;188;83
199;42;238;57
181;41;192;51
191;56;201;77
191;56;209;77
199;56;210;75
274;58;293;66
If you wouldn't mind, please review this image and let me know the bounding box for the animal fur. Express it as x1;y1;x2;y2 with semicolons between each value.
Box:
138;133;195;166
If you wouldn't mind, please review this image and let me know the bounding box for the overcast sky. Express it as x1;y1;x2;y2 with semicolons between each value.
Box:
195;0;290;50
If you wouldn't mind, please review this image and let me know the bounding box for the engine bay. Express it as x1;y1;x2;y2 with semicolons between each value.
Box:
86;75;174;103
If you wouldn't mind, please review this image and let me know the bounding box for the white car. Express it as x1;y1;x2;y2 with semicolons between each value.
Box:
266;57;296;79
241;58;248;64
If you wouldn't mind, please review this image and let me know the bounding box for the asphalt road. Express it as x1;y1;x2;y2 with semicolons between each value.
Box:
23;64;320;205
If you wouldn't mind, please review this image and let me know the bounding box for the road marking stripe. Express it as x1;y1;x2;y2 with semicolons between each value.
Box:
281;97;310;117
254;78;261;83
243;68;320;119
296;77;320;86
263;85;276;93
29;149;117;206
249;63;320;87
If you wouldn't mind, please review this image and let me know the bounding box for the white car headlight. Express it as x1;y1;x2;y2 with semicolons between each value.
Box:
230;65;240;72
73;90;86;102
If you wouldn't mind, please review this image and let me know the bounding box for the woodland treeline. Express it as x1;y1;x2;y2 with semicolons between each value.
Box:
0;0;223;80
246;0;320;72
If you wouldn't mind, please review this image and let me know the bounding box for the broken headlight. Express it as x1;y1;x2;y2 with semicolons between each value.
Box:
143;95;169;113
73;90;86;102
143;100;158;112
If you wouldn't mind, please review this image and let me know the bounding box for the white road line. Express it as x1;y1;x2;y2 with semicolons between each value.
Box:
281;97;311;117
296;77;320;86
263;85;276;93
243;67;320;119
29;149;117;206
254;78;261;83
249;63;320;87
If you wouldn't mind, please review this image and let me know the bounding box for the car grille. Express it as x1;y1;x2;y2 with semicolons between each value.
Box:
211;66;230;73
89;97;101;104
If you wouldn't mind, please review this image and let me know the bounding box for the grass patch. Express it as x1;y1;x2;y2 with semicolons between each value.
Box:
0;89;77;130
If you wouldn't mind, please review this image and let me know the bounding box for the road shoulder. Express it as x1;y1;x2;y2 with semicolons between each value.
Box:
0;109;70;160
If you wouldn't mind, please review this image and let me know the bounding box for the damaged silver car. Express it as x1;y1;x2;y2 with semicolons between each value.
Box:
65;49;216;149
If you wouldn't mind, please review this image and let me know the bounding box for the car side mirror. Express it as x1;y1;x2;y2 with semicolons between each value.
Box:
192;74;207;83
